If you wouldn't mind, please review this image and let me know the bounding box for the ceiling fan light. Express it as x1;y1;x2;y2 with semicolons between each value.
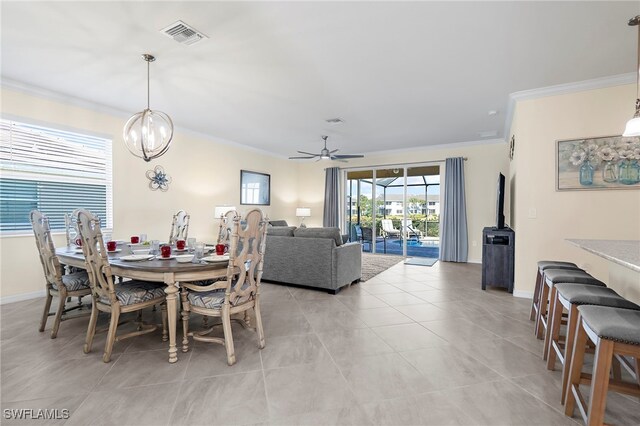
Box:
320;154;330;160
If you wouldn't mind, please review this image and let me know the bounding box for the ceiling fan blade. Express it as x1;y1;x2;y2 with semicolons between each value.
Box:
330;156;349;163
333;154;364;159
288;155;317;160
297;151;318;156
330;149;339;154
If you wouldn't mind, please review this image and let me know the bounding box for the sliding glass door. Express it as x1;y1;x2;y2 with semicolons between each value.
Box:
345;164;440;258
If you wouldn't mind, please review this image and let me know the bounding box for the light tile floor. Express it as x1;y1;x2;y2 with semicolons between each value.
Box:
2;261;640;425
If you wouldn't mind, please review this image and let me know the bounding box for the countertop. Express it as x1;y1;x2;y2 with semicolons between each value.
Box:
566;239;640;273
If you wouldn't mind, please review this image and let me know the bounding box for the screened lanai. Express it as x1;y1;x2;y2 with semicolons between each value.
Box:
346;165;440;258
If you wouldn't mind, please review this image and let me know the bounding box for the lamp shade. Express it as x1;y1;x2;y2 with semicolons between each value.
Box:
623;115;640;137
296;208;311;217
215;205;236;218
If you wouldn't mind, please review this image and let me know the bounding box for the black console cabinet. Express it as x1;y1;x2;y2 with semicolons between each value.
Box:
482;227;515;293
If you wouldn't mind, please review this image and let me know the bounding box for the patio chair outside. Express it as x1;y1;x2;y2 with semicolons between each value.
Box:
402;218;423;240
381;219;401;239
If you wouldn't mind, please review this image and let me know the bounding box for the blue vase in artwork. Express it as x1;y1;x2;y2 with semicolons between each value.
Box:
601;161;618;183
579;160;594;186
619;160;640;185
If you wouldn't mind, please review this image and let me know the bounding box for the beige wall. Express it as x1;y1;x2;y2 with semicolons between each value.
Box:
295;142;510;263
0;88;299;300
509;84;640;301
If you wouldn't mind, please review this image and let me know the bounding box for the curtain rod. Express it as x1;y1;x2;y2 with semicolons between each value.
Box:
325;157;467;171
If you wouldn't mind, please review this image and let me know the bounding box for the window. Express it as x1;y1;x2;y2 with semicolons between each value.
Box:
0;119;113;233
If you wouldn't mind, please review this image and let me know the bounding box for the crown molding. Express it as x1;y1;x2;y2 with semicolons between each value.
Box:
1;78;131;118
1;78;285;159
360;137;506;158
503;72;636;139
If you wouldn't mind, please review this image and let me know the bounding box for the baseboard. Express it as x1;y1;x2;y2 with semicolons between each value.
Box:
513;290;533;300
0;290;46;305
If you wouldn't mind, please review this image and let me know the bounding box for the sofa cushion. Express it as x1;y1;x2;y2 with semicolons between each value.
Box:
269;220;289;226
267;226;296;237
294;227;343;246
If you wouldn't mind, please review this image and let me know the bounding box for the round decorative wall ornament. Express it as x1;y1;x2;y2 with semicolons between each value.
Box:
146;165;171;192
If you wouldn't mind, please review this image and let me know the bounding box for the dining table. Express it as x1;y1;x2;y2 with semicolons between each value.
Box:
56;244;228;363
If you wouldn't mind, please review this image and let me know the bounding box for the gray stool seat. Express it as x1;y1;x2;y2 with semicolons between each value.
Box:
578;305;640;345
555;283;640;310
537;261;579;271
543;269;605;286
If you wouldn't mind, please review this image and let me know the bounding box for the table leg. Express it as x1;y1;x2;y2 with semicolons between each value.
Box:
164;273;178;363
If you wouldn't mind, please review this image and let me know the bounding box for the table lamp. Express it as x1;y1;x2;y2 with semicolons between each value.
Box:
296;207;311;227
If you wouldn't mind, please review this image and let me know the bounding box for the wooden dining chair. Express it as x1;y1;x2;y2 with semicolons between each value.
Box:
179;208;268;366
217;209;239;245
30;210;92;339
169;209;190;245
75;209;168;362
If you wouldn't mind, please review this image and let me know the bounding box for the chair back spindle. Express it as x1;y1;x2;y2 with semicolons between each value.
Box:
217;209;239;245
75;209;117;305
225;209;268;306
169;210;190;244
30;210;63;287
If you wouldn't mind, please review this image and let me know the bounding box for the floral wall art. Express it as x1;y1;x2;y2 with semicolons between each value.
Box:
556;136;640;190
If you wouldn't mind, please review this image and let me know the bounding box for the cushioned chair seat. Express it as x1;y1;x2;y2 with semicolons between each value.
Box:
53;271;91;292
188;289;226;309
537;260;579;271
98;281;165;306
543;269;605;286
578;305;640;345
556;283;640;310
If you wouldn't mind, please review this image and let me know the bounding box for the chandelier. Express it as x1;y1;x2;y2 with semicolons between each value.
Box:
123;54;174;162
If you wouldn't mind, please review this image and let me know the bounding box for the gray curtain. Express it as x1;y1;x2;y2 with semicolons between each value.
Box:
323;167;340;227
439;157;468;262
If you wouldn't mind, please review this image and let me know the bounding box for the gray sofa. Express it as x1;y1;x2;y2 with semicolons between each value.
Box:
262;226;362;294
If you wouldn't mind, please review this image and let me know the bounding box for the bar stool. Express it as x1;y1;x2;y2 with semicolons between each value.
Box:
545;283;640;404
536;269;605;350
530;261;582;322
565;305;640;425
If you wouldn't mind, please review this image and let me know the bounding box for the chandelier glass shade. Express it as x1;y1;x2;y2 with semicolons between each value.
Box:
623;16;640;137
123;54;174;162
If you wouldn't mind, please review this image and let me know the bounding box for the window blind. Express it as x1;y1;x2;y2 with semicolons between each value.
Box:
0;119;113;233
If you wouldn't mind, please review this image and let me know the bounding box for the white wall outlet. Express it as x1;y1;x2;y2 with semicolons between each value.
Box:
528;208;537;219
472;240;477;247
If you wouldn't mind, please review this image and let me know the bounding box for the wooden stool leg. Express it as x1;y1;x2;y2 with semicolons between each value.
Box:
535;280;549;339
543;285;557;360
565;315;588;417
561;304;579;405
530;270;542;321
587;340;613;426
546;291;564;368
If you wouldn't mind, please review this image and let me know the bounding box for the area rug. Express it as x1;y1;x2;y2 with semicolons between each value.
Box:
404;257;438;267
361;253;405;281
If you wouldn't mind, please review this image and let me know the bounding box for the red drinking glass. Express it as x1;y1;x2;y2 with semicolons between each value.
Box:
160;245;172;258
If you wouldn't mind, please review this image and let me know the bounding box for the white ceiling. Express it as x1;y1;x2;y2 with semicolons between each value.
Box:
1;1;638;157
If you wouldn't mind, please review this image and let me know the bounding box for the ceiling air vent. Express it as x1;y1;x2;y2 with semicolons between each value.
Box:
160;20;208;46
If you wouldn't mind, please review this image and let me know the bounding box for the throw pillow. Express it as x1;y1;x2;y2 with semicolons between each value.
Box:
294;227;343;246
267;226;296;237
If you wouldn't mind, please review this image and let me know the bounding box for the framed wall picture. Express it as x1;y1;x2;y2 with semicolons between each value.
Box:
556;135;640;191
240;170;271;205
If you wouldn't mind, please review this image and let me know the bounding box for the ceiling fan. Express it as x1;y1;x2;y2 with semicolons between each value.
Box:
288;136;365;162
